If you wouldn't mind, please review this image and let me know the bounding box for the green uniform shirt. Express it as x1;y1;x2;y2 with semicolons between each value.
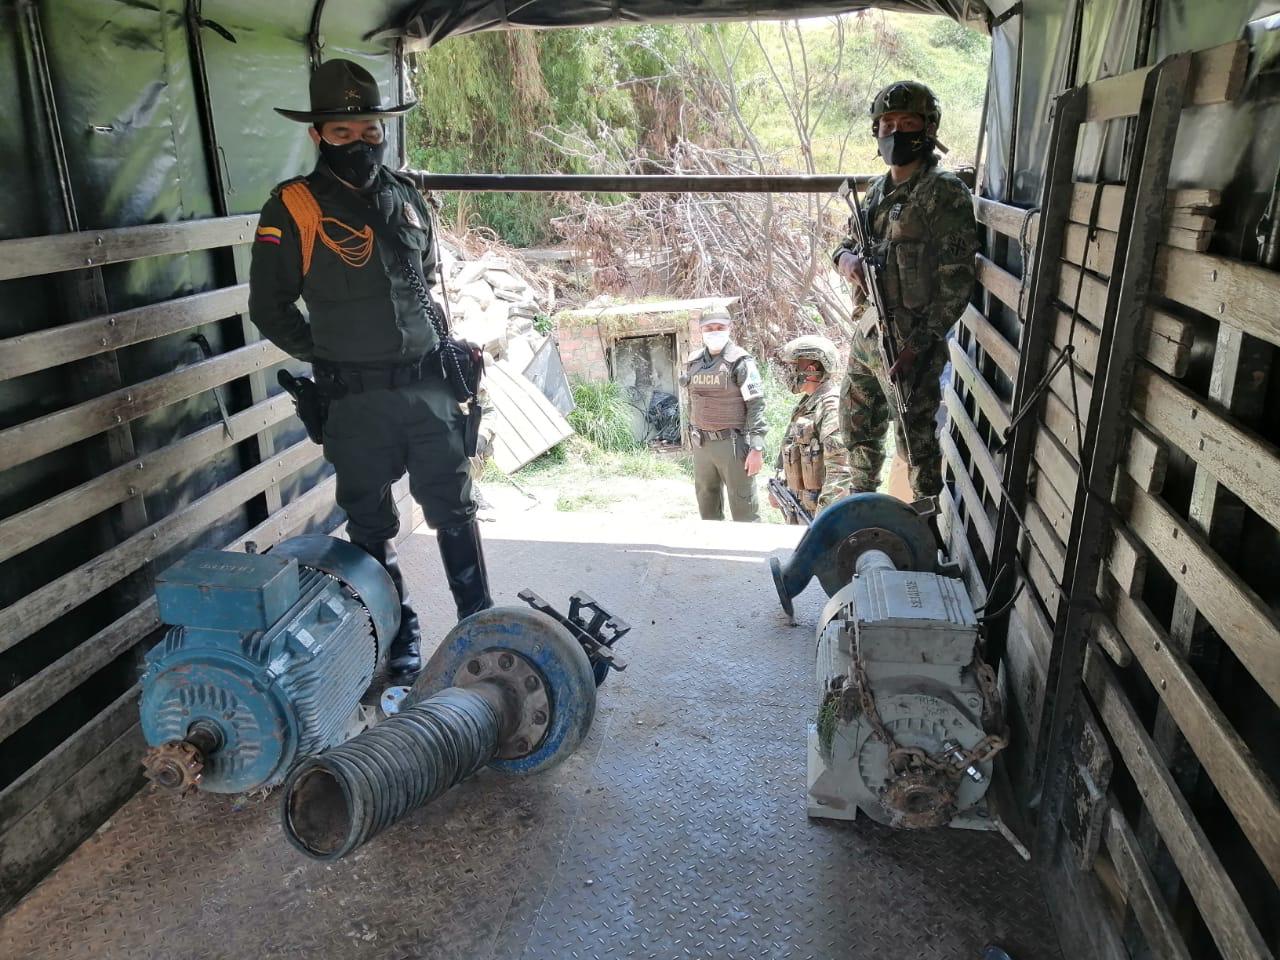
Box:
782;379;853;509
249;161;442;364
833;158;978;354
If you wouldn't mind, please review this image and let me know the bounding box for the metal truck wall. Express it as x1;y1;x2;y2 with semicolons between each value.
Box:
0;0;407;913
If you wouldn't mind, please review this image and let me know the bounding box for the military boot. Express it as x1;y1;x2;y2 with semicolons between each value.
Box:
436;520;494;620
353;539;423;682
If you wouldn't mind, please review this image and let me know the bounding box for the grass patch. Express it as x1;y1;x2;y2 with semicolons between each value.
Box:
567;380;638;452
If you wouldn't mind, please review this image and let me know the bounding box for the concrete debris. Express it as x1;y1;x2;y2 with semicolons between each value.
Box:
435;242;551;372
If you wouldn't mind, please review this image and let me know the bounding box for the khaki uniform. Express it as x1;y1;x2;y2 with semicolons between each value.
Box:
682;343;766;522
833;158;978;498
779;379;853;520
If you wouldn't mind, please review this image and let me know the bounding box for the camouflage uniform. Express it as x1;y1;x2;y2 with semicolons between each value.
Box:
835;157;978;498
775;336;852;522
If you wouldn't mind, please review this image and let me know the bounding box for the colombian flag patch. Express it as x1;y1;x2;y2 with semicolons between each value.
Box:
255;226;282;245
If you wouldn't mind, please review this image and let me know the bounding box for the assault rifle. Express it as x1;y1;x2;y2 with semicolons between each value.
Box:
768;477;813;526
838;179;914;466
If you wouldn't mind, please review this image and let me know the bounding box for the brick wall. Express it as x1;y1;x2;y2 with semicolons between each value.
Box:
556;324;608;382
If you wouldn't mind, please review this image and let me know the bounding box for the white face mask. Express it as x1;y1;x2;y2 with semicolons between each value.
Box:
702;331;731;353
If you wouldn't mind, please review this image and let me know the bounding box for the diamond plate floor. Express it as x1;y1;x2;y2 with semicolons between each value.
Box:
1;510;1062;960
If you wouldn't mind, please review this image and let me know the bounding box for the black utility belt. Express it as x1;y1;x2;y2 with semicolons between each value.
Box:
314;353;440;395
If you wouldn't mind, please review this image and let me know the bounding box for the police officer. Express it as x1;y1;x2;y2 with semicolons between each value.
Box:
833;81;978;499
681;308;766;522
771;336;853;521
249;60;492;683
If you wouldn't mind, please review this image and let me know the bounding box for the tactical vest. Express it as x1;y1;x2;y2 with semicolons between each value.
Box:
867;165;944;320
686;345;748;431
781;385;836;515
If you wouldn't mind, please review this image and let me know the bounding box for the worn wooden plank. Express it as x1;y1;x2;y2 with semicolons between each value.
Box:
976;254;1023;315
0;685;140;837
1124;483;1280;708
0;215;258;282
1084;651;1273;960
1133;366;1280;532
1014;582;1054;667
1032;470;1072;546
1034;427;1079;507
1053;303;1191;380
0;470;341;743
940;428;995;557
1051;309;1102;376
1042;390;1083;458
1024;537;1062;618
1006;605;1049;745
0;718;146;912
0;285;249;382
1048;353;1094;421
938;484;987;608
1056;261;1109;327
0;440;323;656
1144;307;1196;379
0;341;287;473
1107;524;1147;597
0;395;294;565
1154;246;1280;349
1088;609;1133;668
1067;184;1219;233
961;303;1018;379
1125;420;1168;494
1063;222;1118;278
948;338;1012;435
1105;807;1194;960
943;385;1002;501
974;196;1037;242
1099;581;1280;888
1025;498;1066;583
1085;40;1248;123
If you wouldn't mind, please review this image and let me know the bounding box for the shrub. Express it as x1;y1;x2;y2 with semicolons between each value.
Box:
567;380;639;452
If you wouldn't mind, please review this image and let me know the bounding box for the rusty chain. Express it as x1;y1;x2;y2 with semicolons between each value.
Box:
850;653;1009;780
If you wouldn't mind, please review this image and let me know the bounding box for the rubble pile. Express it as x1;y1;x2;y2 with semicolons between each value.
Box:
436;238;556;371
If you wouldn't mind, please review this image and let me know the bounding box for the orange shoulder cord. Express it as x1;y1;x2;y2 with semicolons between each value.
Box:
279;182;375;275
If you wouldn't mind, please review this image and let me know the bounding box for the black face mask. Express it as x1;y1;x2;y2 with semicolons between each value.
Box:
877;130;931;166
319;138;386;188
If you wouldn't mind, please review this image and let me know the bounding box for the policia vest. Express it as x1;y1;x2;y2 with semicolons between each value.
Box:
686;344;749;432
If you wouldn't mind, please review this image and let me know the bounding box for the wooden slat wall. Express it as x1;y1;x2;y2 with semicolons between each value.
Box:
955;38;1276;960
0;218;357;912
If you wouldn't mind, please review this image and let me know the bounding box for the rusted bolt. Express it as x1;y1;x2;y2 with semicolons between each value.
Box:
523;675;540;692
515;738;530;753
1180;563;1187;575
95;236;104;246
498;653;515;670
466;659;482;675
533;710;548;725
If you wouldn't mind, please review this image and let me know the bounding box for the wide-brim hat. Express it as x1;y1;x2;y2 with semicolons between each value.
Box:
276;59;416;123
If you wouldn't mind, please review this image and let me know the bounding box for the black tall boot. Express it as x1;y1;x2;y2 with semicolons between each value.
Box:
436;519;494;620
352;539;422;682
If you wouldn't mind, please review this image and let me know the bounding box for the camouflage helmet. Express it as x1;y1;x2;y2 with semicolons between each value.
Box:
868;81;941;136
778;335;839;380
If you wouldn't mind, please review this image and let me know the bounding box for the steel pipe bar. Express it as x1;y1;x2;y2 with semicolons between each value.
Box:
404;172;876;194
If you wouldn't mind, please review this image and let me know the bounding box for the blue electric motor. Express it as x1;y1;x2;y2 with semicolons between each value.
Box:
140;535;401;794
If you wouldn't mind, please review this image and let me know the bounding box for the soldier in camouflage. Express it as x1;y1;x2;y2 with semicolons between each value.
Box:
681;307;767;522
833;80;978;498
771;335;853;521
